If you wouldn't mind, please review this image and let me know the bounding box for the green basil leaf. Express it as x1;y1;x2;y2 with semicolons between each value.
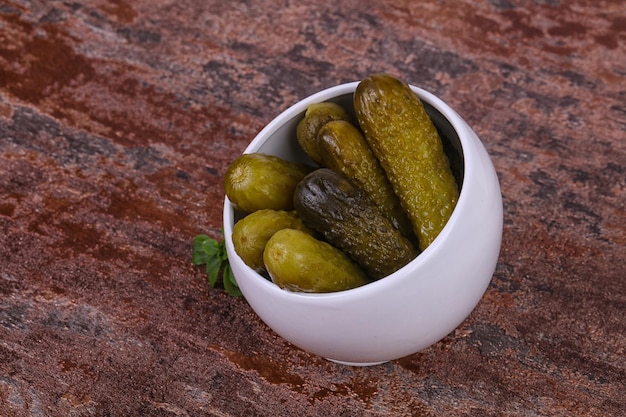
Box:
205;256;222;287
223;265;242;297
192;233;240;297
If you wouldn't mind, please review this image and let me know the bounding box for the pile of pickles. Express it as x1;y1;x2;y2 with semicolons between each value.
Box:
225;74;459;293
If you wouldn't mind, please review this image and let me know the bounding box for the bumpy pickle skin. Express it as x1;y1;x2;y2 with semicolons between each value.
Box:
224;153;311;213
296;102;351;164
316;119;414;240
264;228;369;293
232;209;311;275
293;168;418;280
354;73;459;251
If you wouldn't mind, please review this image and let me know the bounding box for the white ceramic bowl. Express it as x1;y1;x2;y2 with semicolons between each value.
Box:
223;82;502;366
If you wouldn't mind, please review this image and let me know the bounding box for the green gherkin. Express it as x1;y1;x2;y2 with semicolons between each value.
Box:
232;209;311;275
224;153;311;213
264;228;369;293
316;119;414;240
294;168;418;280
354;73;459;251
296;102;351;164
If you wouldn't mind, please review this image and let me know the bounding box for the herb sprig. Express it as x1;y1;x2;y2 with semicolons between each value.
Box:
192;233;242;297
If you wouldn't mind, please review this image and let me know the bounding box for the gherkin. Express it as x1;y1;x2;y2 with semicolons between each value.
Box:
354;73;459;251
294;168;418;280
316;119;414;240
296;102;351;164
224;153;310;213
264;228;369;293
232;209;311;275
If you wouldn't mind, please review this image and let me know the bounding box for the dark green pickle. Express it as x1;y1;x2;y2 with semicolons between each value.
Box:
293;168;418;280
264;228;369;293
232;209;311;275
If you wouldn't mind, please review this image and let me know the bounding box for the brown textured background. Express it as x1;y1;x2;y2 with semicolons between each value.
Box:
1;0;624;416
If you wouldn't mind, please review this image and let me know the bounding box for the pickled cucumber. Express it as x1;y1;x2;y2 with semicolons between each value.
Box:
296;102;351;164
354;73;459;251
224;153;311;213
232;209;311;274
316;119;414;239
294;168;418;280
264;228;369;293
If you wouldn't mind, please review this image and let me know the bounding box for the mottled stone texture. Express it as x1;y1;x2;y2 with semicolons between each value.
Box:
0;0;624;415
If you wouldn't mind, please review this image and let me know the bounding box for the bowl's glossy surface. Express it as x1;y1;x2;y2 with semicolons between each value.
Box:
223;82;503;366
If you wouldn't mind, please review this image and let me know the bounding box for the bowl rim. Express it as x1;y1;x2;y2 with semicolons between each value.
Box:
224;81;474;301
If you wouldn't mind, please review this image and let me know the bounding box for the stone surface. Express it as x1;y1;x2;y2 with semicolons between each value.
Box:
0;0;624;416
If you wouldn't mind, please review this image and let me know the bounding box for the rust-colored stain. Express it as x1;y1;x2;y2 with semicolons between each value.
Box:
98;0;138;24
0;12;256;153
212;345;307;388
61;391;92;407
0;14;96;105
213;344;384;407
